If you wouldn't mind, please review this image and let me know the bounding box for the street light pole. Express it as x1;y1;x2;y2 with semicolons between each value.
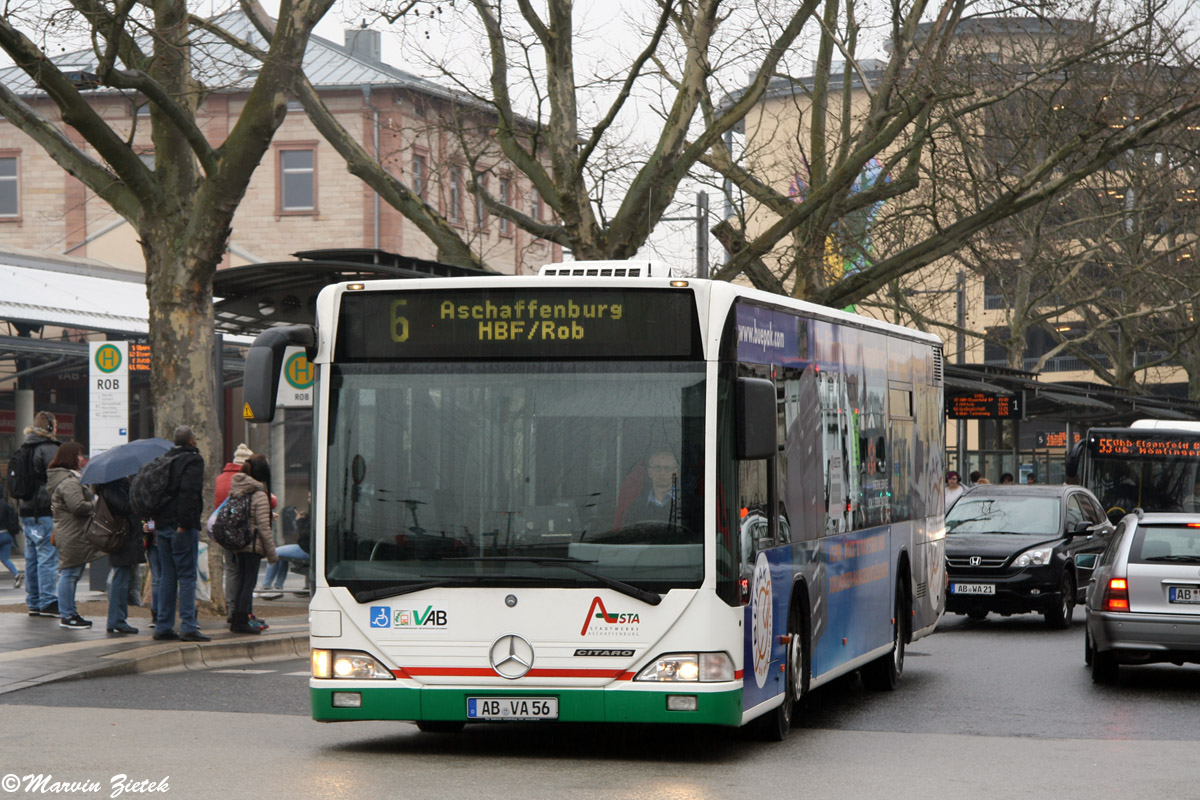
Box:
956;270;967;476
901;270;970;475
660;191;710;278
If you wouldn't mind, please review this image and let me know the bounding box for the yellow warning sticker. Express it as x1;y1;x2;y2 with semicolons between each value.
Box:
242;402;254;419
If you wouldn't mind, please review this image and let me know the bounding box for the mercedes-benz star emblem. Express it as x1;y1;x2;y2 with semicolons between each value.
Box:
489;634;535;679
969;556;982;567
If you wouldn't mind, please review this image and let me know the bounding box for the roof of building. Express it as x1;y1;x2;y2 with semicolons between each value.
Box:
0;10;454;99
0;250;148;336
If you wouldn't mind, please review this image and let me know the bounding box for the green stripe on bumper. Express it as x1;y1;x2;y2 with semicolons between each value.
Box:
312;685;744;726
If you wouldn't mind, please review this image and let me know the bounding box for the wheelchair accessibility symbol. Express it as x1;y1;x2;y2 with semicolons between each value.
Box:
370;606;391;628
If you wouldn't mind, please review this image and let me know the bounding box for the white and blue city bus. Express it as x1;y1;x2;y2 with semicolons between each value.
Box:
243;262;946;739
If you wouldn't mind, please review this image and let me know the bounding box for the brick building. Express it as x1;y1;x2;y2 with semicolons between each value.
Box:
0;12;561;273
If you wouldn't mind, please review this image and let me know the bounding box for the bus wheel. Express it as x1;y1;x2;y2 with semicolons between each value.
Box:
415;720;465;733
755;601;805;742
862;583;906;691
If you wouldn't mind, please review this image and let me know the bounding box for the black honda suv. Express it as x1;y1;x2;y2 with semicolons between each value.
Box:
944;485;1114;628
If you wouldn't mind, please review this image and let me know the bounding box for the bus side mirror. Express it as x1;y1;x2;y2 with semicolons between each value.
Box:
736;377;776;460
242;325;316;423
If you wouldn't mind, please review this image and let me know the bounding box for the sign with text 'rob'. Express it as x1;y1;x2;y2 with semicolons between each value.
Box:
89;341;128;455
275;346;314;408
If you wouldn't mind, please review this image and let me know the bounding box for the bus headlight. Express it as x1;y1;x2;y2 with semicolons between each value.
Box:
634;652;734;682
311;649;394;680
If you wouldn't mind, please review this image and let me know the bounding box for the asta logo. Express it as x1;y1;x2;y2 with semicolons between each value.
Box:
394;605;448;628
580;596;640;637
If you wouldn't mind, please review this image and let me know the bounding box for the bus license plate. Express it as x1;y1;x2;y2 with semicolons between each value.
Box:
1169;586;1200;604
467;697;558;720
951;583;995;595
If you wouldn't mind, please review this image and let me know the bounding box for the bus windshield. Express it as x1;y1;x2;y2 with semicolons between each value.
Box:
324;361;705;594
1088;456;1200;515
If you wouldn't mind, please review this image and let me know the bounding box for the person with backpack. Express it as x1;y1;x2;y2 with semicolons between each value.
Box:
47;442;98;630
97;476;145;634
151;425;210;643
223;454;278;634
13;411;61;617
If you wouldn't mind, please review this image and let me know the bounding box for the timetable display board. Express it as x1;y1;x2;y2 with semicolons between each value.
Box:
1088;432;1200;459
947;391;1022;419
335;287;701;360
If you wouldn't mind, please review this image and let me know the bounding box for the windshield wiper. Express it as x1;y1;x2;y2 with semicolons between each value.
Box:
353;579;455;603
1143;555;1200;563
448;556;662;606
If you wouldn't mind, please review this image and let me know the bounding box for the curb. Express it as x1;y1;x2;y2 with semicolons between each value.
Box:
51;628;310;683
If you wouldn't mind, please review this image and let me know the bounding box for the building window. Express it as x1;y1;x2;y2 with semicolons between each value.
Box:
0;155;19;217
279;147;316;213
475;170;488;229
449;165;462;223
498;176;511;236
532;189;543;222
412;152;427;198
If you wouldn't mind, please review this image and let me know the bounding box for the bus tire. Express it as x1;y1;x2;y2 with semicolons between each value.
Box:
862;581;906;691
415;720;466;733
754;599;806;741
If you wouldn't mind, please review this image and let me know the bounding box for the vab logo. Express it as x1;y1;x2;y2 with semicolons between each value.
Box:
580;596;640;637
394;605;448;628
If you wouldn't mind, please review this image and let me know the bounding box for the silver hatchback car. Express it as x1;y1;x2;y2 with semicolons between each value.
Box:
1084;510;1200;683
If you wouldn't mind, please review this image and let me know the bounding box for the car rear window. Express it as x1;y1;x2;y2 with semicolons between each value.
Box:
1130;525;1200;564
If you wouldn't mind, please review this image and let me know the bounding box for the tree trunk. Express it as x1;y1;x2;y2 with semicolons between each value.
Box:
141;215;226;614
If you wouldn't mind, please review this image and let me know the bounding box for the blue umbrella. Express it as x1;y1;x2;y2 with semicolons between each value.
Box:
79;437;173;486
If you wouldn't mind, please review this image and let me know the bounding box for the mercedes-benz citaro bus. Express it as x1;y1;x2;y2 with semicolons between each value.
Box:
242;260;947;740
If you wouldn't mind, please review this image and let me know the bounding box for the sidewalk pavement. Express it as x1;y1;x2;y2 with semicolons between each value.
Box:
0;556;310;696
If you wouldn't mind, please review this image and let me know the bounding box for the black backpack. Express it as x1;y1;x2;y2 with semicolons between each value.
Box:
6;443;39;501
83;493;128;554
129;454;178;520
210;493;257;550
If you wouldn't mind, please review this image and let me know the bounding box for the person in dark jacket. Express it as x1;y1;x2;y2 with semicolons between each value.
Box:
0;489;21;587
150;425;210;643
18;411;61;617
98;476;145;634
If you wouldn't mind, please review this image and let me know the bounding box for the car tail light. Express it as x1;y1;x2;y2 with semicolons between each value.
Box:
1105;577;1129;612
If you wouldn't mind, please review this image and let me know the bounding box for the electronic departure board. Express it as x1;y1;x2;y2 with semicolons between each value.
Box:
1088;432;1200;459
947;391;1022;419
335;288;701;360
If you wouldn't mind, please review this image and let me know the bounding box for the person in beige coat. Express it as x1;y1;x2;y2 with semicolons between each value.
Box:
225;454;278;634
48;442;98;630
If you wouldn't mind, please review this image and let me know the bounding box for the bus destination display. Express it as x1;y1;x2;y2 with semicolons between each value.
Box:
336;288;701;360
1090;434;1200;459
948;391;1021;419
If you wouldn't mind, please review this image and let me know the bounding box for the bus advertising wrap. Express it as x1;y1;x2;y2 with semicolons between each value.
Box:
336;288;701;360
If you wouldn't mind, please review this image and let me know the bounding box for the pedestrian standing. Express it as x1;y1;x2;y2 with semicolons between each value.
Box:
17;411;61;617
226;454;278;634
47;442;98;630
97;476;144;634
945;470;965;511
151;426;210;642
0;489;21;586
214;443;262;625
